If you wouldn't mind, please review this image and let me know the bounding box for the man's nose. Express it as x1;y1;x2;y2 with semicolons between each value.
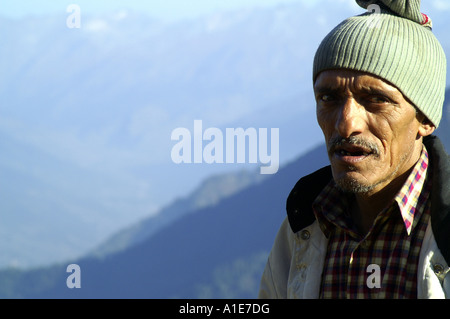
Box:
335;98;366;138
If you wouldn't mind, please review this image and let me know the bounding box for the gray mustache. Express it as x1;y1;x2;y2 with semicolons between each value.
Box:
328;136;380;156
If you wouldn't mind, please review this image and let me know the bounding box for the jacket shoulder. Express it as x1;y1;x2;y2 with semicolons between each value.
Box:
425;136;450;266
286;166;332;233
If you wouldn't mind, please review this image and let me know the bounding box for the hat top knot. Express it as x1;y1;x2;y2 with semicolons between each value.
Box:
356;0;429;26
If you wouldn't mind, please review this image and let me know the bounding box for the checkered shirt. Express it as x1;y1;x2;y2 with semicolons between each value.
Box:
313;146;432;299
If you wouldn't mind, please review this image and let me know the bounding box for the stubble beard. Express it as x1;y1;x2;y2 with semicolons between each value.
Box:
333;150;411;195
335;175;377;194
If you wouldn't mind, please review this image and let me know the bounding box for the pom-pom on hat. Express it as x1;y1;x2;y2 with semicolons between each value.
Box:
313;0;447;128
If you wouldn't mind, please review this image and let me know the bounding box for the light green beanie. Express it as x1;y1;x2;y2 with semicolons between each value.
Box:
313;0;447;128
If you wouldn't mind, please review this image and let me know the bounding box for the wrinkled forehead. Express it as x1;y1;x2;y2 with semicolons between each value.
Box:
314;69;401;94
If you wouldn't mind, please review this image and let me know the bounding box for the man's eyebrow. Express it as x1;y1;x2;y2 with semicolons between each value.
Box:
358;85;391;95
357;85;400;100
313;86;343;95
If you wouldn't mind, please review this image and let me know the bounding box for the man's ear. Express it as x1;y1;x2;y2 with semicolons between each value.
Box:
417;118;436;137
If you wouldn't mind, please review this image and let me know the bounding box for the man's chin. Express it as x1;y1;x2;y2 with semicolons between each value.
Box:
334;177;376;194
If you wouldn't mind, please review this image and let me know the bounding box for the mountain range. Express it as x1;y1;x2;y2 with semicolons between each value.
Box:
0;142;329;298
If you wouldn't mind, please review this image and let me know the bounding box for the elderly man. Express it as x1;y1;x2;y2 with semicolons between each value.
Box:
259;0;450;299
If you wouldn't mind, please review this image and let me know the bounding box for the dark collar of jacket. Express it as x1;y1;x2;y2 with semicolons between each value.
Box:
286;135;450;265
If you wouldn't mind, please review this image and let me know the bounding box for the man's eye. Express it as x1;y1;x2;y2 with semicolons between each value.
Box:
320;94;335;102
368;95;390;104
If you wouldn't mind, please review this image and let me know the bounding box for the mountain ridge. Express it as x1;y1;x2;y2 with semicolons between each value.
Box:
0;143;329;298
88;168;267;258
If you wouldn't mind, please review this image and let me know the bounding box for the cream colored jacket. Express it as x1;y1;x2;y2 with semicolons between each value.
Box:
258;217;450;299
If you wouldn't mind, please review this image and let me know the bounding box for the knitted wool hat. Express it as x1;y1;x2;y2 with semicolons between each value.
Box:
313;0;447;128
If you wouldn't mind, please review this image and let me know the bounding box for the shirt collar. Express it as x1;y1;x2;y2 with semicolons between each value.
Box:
394;145;430;235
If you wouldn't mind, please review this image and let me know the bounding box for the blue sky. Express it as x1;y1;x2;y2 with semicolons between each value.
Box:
0;0;311;21
3;1;447;23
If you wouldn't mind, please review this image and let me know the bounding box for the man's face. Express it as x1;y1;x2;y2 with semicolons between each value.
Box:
314;69;431;195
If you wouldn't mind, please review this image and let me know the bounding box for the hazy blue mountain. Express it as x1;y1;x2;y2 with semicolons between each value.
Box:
89;169;267;258
0;144;329;298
